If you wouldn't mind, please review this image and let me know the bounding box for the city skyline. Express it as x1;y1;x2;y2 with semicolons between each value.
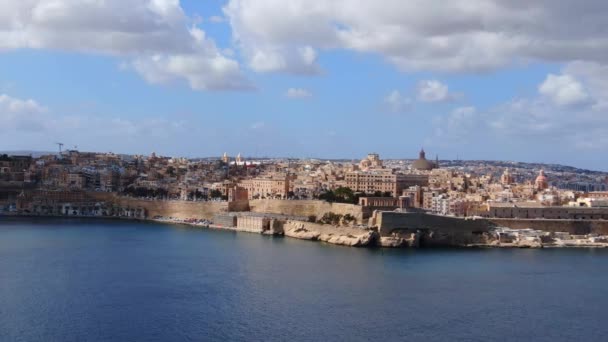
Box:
1;1;608;170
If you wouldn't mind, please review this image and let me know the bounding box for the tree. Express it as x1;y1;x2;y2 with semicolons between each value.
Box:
342;214;356;225
210;189;223;199
319;190;337;202
334;187;355;202
320;212;343;225
319;187;362;204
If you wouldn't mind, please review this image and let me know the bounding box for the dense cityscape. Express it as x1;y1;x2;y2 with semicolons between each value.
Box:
3;148;608;235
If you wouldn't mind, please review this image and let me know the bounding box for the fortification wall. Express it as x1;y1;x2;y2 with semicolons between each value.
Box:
490;218;608;235
376;212;492;236
248;199;368;222
88;193;230;220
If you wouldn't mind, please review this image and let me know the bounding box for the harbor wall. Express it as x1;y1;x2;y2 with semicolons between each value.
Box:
375;212;492;236
489;218;608;235
248;199;368;223
89;192;249;220
90;194;365;222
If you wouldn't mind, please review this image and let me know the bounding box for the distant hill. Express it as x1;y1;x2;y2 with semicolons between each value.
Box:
0;151;56;158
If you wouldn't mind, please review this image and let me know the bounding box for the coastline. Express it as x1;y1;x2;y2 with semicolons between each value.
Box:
3;213;608;249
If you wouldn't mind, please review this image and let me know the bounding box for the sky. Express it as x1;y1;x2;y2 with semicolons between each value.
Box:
1;0;607;170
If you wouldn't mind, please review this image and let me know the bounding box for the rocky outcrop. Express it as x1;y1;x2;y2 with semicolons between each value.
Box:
379;231;421;247
283;221;378;247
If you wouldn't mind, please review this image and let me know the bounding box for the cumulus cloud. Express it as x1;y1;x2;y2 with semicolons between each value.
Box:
0;94;46;114
433;63;608;150
416;80;455;103
539;74;590;107
562;61;608;110
384;90;411;112
0;94;49;132
285;88;312;99
433;106;477;139
0;93;194;153
0;0;250;91
224;0;608;74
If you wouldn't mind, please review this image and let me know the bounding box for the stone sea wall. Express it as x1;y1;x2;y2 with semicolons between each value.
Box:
249;199;368;223
375;211;492;236
373;211;494;247
489;218;608;235
90;195;365;222
89;192;249;220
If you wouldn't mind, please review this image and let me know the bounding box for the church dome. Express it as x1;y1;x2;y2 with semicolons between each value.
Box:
535;169;548;190
412;149;436;171
535;169;547;182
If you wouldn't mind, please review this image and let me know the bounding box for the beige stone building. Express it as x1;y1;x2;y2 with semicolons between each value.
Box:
345;170;428;197
238;176;289;199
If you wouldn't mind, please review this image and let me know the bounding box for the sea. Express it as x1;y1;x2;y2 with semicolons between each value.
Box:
1;218;607;341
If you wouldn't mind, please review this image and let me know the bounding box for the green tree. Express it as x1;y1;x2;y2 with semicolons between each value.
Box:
342;214;356;224
210;189;223;199
320;212;343;225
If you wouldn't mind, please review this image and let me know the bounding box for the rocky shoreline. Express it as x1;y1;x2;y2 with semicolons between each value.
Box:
4;213;608;249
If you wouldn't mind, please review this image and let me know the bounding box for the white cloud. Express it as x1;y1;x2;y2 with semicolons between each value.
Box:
132;52;252;91
285;88;312;99
434;106;477;139
0;93;194;153
0;94;47;114
417;80;454;103
562;61;608;110
224;0;608;74
0;0;250;91
0;94;49;132
249;46;320;74
384;90;411;112
433;63;608;150
539;74;590;106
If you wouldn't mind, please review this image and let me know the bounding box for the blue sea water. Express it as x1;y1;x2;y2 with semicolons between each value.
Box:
1;218;607;342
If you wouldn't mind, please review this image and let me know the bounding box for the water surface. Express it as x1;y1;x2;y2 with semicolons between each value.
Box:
1;218;607;341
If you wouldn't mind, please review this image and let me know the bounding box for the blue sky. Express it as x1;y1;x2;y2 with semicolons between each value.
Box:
1;1;607;170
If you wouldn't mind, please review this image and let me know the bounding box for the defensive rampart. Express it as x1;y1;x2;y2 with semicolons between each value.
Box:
375;211;492;235
88;192;249;220
248;199;368;223
373;211;494;247
489;218;608;235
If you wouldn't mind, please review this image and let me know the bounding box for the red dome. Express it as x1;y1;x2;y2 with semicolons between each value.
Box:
535;170;547;182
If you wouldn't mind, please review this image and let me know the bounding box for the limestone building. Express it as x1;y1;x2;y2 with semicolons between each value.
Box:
345;170;428;197
238;176;289;199
501;168;514;185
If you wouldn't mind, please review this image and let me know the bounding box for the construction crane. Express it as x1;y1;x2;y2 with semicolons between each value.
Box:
55;142;64;155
